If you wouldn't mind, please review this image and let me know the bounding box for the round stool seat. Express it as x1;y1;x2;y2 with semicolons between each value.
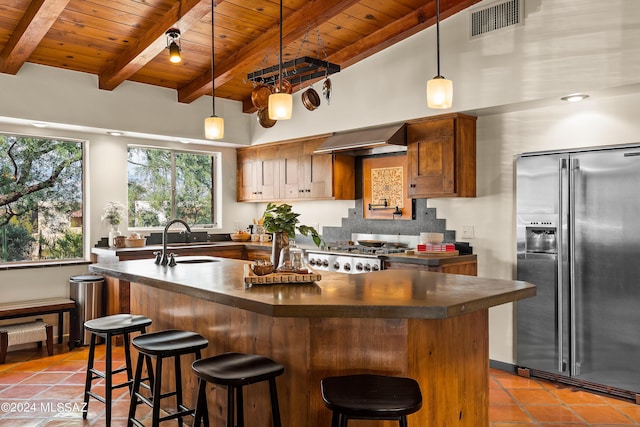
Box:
84;314;152;334
192;352;284;386
132;329;208;356
321;374;422;419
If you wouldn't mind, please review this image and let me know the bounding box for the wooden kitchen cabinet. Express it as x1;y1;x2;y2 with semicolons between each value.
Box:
237;146;279;202
280;138;355;200
383;255;477;276
238;136;355;202
407;113;476;198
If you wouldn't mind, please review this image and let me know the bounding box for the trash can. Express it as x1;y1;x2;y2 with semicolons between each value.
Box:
69;274;105;347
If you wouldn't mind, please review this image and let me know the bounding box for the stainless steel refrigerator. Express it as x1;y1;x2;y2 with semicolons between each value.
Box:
516;145;640;399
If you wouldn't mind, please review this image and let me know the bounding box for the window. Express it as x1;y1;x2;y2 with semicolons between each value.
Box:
127;146;216;228
0;133;84;264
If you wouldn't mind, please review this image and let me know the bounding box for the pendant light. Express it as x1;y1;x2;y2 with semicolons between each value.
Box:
426;0;453;109
165;29;182;63
204;0;224;139
268;0;292;120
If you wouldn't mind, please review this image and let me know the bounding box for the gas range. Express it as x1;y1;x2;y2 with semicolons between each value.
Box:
306;250;382;274
306;234;416;274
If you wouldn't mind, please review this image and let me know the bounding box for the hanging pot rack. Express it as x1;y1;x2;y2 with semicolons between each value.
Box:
247;56;340;88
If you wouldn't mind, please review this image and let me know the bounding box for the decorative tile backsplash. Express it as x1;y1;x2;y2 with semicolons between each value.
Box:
322;198;455;243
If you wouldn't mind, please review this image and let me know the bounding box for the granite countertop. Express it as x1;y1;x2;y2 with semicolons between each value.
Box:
89;257;534;320
91;241;273;254
92;242;476;264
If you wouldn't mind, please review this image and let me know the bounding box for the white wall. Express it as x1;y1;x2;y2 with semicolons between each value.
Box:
0;63;251;146
2;0;640;359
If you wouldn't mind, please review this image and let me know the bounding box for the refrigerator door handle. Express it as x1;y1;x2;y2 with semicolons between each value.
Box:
569;158;579;376
557;158;567;372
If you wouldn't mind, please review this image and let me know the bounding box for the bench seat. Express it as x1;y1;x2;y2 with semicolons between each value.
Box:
0;298;76;345
0;320;53;363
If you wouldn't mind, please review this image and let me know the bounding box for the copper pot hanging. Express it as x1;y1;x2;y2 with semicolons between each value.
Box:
251;83;272;110
301;86;321;111
257;108;277;128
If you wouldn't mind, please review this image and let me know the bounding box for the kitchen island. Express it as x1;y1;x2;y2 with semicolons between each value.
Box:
89;257;534;427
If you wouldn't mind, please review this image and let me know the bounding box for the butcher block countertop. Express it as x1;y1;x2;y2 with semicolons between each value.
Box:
89;257;534;319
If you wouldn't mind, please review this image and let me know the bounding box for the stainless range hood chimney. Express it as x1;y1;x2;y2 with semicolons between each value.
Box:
314;123;407;155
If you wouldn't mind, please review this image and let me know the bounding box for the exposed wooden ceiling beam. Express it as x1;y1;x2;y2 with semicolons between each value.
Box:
98;0;216;91
0;0;71;74
177;0;362;106
329;0;482;70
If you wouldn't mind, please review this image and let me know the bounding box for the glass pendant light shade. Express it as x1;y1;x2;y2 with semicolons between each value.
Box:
427;76;453;109
169;41;181;63
204;115;224;139
268;92;293;120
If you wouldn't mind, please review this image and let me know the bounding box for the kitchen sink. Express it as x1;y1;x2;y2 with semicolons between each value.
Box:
174;256;219;264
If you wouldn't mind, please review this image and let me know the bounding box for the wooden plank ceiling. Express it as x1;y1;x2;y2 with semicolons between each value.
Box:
0;0;481;113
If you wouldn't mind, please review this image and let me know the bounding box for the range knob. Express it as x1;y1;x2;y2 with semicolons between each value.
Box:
343;263;351;272
322;260;329;267
372;265;380;271
308;258;316;266
333;262;340;270
364;264;371;272
355;262;364;271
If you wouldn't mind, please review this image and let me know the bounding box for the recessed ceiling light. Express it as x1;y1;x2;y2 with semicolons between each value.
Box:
31;122;48;128
107;131;123;136
561;93;589;103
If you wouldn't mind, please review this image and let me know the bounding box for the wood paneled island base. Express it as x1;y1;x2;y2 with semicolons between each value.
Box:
91;258;533;427
130;282;489;427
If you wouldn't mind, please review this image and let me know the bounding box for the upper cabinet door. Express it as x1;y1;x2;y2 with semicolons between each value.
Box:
236;146;279;201
407;114;476;198
235;136;353;202
304;153;333;198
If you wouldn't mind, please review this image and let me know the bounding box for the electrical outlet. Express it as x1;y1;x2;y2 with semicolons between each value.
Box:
461;225;474;239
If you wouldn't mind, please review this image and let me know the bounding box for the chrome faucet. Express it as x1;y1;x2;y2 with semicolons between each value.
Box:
156;219;192;266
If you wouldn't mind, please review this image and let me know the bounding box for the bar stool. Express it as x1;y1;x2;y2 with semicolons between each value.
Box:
321;374;423;427
127;329;208;427
82;314;153;427
191;352;284;427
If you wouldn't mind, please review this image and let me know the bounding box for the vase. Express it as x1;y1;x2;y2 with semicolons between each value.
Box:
108;224;121;248
271;232;289;267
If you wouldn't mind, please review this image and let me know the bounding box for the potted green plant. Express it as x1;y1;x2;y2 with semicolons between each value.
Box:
102;201;125;247
262;202;321;267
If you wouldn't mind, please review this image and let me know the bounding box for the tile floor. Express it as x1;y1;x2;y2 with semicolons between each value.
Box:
0;343;639;426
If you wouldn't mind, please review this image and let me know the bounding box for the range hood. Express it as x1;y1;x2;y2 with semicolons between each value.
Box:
314;123;407;155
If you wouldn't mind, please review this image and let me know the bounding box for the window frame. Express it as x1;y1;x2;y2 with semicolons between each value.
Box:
127;144;220;231
0;131;88;266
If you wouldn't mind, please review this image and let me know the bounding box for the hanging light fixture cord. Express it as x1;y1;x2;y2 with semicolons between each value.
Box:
278;0;283;93
436;0;441;77
211;0;216;117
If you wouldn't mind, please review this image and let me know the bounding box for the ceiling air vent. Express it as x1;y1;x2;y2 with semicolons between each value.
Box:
470;0;523;38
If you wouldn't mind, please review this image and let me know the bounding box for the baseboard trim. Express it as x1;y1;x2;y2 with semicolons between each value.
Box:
489;359;516;374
